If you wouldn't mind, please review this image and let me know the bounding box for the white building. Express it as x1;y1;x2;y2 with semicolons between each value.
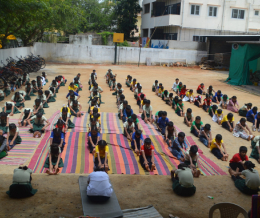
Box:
141;0;260;42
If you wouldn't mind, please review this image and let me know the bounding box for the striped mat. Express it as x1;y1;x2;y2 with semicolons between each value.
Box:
69;112;160;135
28;131;226;176
0;111;59;166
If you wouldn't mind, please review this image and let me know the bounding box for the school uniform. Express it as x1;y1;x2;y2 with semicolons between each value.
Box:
11;94;25;108
118;103;123;118
131;132;143;150
4;84;11;97
172;167;196;196
44;146;64;168
175;103;184;116
139;145;154;170
3;102;20;114
190;121;203;137
59;112;75;129
221;115;234;131
0;138;8;159
21;108;33;126
29;115;48;133
36;94;48;108
229;153;248;172
0;115;9;133
246;109;258;123
70;102;82;116
157;117;169;135
232;169;260;195
250;136;260;161
6;168;37;198
0;90;4;101
50;131;65;153
7;126;22;149
33;102;45;115
210;138;225;159
88;132;101;153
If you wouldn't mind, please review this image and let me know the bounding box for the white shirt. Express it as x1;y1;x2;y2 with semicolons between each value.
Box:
172;82;179;90
87;171;113;197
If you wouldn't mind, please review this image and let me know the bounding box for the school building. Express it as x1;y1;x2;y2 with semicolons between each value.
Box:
141;0;260;43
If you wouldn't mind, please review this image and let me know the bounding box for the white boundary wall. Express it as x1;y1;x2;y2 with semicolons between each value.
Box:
0;47;34;65
0;43;207;65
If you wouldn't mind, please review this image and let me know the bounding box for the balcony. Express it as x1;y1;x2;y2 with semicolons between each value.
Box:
152;14;181;27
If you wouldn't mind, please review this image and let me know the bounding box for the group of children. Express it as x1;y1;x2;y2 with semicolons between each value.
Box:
0;72;66;159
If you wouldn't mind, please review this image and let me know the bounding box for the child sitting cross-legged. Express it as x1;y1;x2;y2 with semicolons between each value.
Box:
165;121;177;147
233;118;254;141
190;116;203;137
171;132;187;161
199;124;212;148
210;134;228;161
140;138;155;172
94;140;109;173
131;129;143;156
123;118;135;141
44;143;64;175
184;108;193;127
184;145;201;177
229;146;248;172
171;163;196;197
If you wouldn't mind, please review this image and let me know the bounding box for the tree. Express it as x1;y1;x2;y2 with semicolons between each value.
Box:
114;0;142;39
0;0;48;47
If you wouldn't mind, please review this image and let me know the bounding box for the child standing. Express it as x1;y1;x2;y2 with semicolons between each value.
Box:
221;113;234;132
123;118;135;140
157;111;169;135
171;132;187;161
199;124;212;148
229;146;248;172
94;140;109;172
190;116;203;137
239;103;252;117
131;129;143;156
140;138;155;172
233;118;254;141
210;134;228;161
165;121;177;147
184;108;193;127
44;144;64;175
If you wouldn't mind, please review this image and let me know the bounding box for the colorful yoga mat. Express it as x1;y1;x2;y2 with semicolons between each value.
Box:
0;111;59;165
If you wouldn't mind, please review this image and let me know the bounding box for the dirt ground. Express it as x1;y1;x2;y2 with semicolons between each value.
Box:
0;63;259;218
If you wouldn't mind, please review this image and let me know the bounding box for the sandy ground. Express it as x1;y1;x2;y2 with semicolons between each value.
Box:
0;63;259;218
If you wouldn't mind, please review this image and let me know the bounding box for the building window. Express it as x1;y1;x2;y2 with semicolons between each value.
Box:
255;10;259;16
143;29;149;37
232;9;245;19
144;3;150;14
209;6;217;17
193;36;206;42
191;5;200;15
